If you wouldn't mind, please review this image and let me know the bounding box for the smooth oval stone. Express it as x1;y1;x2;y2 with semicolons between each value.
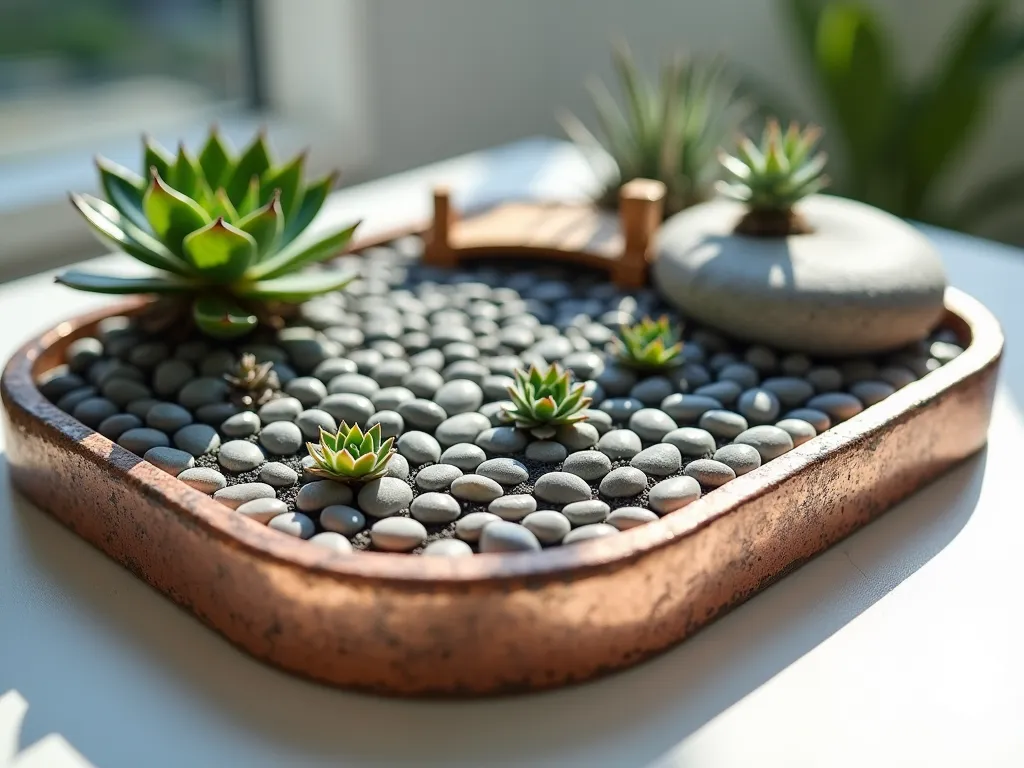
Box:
220;411;261;438
736;388;781;425
256;397;302;425
98;413;142;441
101;379;152;408
595;365;638;397
117;427;170;455
479;401;511;427
177;467;227;494
660;393;723;423
397;431;442;465
734;425;795;461
259;421;303;455
879;366;917;390
442;360;488;383
320;505;366;535
684;458;737;487
371;517;427;552
213;482;277;510
319;393;374;426
806;366;843;393
525;441;568;463
597;429;642;460
177;378;228;409
371;359;413;388
760;377;815;408
555;422;599;451
258;461;298;487
663;427;716;457
397;399;448;432
327;372;379;398
172;423;220;457
717;363;760;389
775;418;817;446
488;494;537;521
309;531;354;553
358;477;414;518
805;392;864;422
72;397;119;428
607;507;659;530
563;523;618;545
313;357;358;382
783;408;831;432
562;351;605;381
598;397;644;423
481;375;515;402
433;379;484;415
402;367;444;398
849;380;896;407
648;476;702;514
384;453;411;480
145;402;193;432
363;410;402;440
268;511;316;539
698;409;749;439
581;408;612;435
296;480;353;512
629;377;674;407
194;402;239;426
521;510;572;544
439;443;486;472
455;511;500;542
294;408;338;441
479;521;542;553
476;426;527;455
143;446;195;476
410;492;463;523
371;386;416;412
218;440;265;472
435;412;490;447
236;497;289;523
561;450;612;481
693;380;742;406
653;196;947;354
422;538;473;557
477;458;529;486
284;376;328;408
57;386;99;414
630;443;682;476
712;443;762;476
561;499;610;526
599;467;648;498
451;474;504;502
534;472;592;504
628;408;678;442
415;463;463;491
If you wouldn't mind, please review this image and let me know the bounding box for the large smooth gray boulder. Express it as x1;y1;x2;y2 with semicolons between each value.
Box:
651;196;947;355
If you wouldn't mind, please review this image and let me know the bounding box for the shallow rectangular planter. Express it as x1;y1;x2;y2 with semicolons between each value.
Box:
1;241;1002;696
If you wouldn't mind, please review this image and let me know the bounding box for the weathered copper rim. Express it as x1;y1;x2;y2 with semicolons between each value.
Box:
2;286;1002;586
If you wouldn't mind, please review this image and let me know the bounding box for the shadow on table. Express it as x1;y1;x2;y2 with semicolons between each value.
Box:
9;449;985;768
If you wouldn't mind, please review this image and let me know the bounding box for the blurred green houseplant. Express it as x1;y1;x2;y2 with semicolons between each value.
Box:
782;0;1024;230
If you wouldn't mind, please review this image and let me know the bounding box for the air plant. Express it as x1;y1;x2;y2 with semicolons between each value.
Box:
224;353;281;409
561;43;748;217
306;423;396;483
503;364;592;439
56;127;360;338
614;316;684;369
718;119;829;236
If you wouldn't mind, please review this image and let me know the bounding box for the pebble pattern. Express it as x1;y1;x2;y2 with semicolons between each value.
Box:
41;236;961;555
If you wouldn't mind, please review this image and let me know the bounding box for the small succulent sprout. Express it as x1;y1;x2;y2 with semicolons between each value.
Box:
56;127;360;338
561;43;747;217
503;364;592;439
718;120;829;236
224;353;281;409
306;423;396;483
614;316;683;369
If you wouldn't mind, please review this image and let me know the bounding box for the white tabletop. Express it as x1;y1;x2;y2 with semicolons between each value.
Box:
2;139;1022;768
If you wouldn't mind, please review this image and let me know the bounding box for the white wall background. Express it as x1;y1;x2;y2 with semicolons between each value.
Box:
357;0;1024;241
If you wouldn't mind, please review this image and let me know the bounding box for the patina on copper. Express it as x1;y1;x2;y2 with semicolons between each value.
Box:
0;282;1002;697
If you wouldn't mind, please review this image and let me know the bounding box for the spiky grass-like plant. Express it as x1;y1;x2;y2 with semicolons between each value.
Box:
561;44;746;217
224;353;280;409
614;316;683;370
306;423;395;483
56;127;360;338
503;364;592;439
718;120;829;236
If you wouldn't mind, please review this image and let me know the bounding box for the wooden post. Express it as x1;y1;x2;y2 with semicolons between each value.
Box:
616;178;666;288
424;185;458;268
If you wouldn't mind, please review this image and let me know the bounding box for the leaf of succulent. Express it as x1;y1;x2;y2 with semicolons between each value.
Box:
615;316;683;369
96;156;148;230
183;218;256;282
143;170;212;257
307;423;395;482
237;191;283;257
260;151;306;221
280;172;337;246
198;127;233;189
193;296;259;339
225;132;272;207
238;175;261;218
143;136;175;184
248;220;360;280
717;120;829;212
503;364;592;434
55;270;195;294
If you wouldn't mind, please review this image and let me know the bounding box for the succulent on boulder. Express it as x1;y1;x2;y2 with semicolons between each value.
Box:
717;120;829;236
56;127;359;338
561;43;746;217
306;423;395;483
224;353;281;409
503;364;592;439
614;316;683;370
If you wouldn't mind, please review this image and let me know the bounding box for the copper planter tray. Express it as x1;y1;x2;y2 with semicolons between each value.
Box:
1;278;1002;696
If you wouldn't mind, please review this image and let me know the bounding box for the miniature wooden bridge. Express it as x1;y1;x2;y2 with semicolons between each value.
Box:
423;179;666;288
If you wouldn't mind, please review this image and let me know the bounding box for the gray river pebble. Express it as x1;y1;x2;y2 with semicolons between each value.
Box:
258;397;304;425
372;386;416;412
598;429;642;460
269;511;316;539
734;425;795;461
320;505;366;535
476;426;527;454
296;480;353;512
366;410;404;439
477;458;529;486
556;422;599;451
385;452;410;480
177;378;227;409
213;482;277;509
663;427;716;457
806;366;843;392
648;476;702;514
521;510;571;544
660;393;722;423
712;444;762;475
630;377;675;407
775;418;817;446
488;494;537;521
599;466;648;498
73;397;119;428
581;408;612;434
435;412;490;447
694;380;742;406
849;380;896;407
434;379;484;415
172;423;220;456
143;446;195;476
534;471;592;504
760;377;814;408
717;362;760;389
371;518;427;552
451;474;504;503
98;413;142;441
630;443;682;476
683;459;736;487
629;408;677;441
220;411;261;438
607;507;659;530
561;450;612;481
117;428;170;455
422;538;473;557
479;521;542;553
805;392;864;422
218;440;265;472
397;431;442;464
737;388;781;425
783;408;831;432
563;523;618;545
410;492;463;523
236;497;289;523
327;372;379;398
259;461;299;487
439;443;486;472
399;399;448;431
455;511;500;542
358;477;414;517
319;393;374;426
698;409;749;439
562;499;610;526
295;408;338;440
309;531;354;553
146;402;193;432
285;376;328;407
599;397;644;423
259;421;304;455
177;467;227;494
525;441;568;463
415;463;463;491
